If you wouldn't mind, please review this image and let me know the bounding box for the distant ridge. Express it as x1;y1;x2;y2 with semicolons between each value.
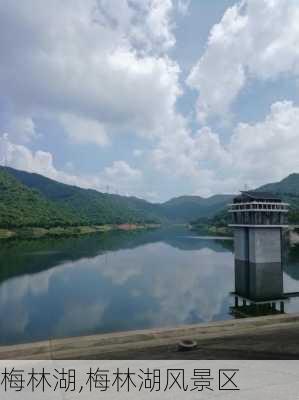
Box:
3;165;299;230
0;166;154;227
198;174;299;228
256;173;299;197
160;194;234;222
0;166;234;228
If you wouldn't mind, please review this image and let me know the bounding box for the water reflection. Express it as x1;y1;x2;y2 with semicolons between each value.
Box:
0;227;234;345
232;240;299;318
0;228;232;285
0;227;299;345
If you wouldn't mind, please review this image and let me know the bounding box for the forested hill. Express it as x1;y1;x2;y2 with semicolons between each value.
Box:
0;168;81;228
3;166;299;230
159;194;234;222
255;173;299;222
193;173;299;229
1;168;157;225
0;166;234;228
0;167;156;228
256;174;299;197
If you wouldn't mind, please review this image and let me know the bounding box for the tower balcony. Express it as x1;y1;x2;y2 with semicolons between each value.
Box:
228;191;289;227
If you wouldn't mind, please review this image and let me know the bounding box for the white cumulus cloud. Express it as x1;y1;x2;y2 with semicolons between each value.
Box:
103;160;142;182
187;0;299;121
0;0;181;146
151;100;299;196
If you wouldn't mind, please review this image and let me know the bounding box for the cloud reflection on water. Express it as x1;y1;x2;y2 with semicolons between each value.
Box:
6;227;295;345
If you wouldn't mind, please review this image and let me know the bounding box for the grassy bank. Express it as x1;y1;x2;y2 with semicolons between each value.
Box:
0;223;161;241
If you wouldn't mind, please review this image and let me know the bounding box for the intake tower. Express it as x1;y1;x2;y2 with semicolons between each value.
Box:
229;191;288;301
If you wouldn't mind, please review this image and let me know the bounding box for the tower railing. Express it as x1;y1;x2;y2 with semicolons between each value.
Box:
228;201;289;227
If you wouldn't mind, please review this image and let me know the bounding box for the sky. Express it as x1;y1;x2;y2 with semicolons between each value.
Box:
1;0;299;202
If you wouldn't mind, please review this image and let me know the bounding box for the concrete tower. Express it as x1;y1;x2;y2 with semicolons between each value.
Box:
229;191;288;301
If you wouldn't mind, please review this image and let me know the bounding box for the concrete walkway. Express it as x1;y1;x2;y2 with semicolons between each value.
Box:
1;314;299;360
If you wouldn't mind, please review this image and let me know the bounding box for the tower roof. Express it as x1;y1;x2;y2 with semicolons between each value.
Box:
234;191;282;203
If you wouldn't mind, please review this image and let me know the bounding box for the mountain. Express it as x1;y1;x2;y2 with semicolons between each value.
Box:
4;165;299;232
160;194;234;222
256;174;299;197
201;173;299;228
255;174;299;222
0;166;157;227
0;166;234;228
0;168;80;228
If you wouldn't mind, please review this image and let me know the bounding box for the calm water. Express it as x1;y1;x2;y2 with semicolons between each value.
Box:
1;226;299;345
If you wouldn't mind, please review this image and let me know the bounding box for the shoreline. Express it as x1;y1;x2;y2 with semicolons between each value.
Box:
191;224;299;246
0;223;161;241
2;222;299;245
188;222;233;237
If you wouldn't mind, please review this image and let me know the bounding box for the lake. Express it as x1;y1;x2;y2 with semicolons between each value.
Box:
1;226;299;345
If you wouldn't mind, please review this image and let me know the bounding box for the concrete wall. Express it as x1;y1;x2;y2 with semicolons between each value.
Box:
249;261;283;300
248;227;283;300
234;227;249;261
234;227;283;301
235;259;249;297
234;228;249;297
249;228;281;264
